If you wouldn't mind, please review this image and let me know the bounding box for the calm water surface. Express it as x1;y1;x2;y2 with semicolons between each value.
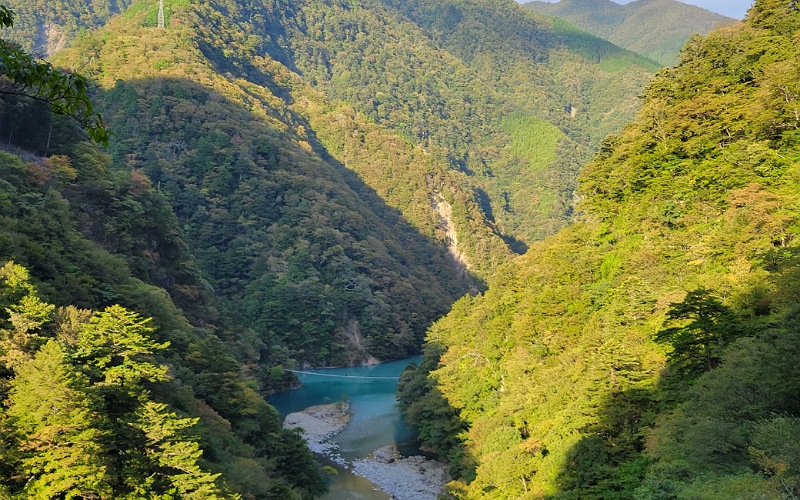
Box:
269;356;421;498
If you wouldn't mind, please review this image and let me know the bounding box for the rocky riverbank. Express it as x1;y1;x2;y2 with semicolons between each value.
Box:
283;402;350;455
352;445;449;500
283;404;449;499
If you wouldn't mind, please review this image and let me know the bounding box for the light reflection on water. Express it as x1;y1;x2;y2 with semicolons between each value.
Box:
268;356;421;498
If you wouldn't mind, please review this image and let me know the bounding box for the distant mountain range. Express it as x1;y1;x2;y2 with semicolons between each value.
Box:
524;0;735;65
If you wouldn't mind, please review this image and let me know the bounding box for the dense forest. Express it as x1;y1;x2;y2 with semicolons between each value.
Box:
525;0;734;66
7;0;658;266
399;0;800;497
0;0;652;495
0;0;662;372
5;0;791;497
0;8;332;494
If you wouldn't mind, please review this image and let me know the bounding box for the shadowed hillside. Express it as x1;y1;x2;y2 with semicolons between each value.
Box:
13;0;658;264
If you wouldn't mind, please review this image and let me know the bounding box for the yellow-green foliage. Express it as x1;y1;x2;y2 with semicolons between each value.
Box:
502;113;565;172
0;104;326;497
0;267;232;498
401;1;800;498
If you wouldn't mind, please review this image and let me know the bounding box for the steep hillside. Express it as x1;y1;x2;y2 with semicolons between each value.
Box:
525;0;735;66
0;116;324;497
400;0;800;497
275;0;657;244
1;0;135;55
9;0;657;369
13;0;658;264
45;8;477;369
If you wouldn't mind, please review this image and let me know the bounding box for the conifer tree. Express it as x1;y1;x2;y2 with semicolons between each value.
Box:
130;401;225;499
75;304;169;392
0;262;55;369
655;289;743;377
6;340;110;499
72;305;229;498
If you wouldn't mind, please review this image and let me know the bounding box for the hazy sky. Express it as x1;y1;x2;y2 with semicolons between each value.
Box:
532;0;756;19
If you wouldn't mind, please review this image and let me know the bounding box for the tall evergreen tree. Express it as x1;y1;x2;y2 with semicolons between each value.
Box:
6;340;110;499
75;305;169;392
655;288;743;377
0;262;54;370
130;401;225;500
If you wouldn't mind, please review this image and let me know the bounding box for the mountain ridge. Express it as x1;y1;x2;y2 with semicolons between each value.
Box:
524;0;736;65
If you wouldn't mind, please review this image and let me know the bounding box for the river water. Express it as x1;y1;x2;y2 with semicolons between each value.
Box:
269;356;421;498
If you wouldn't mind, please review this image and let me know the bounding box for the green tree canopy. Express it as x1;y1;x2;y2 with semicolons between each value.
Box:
655;288;744;377
6;340;110;499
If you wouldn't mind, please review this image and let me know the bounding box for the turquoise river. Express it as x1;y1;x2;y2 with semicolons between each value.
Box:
269;356;422;499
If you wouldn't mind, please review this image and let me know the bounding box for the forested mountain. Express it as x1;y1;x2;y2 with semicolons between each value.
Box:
275;0;658;246
399;0;800;497
0;0;660;371
0;0;665;495
37;1;478;370
0;97;323;500
0;0;135;56
8;0;657;264
524;0;735;66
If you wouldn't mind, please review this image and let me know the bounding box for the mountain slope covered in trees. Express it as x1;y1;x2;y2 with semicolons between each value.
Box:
1;0;661;371
275;0;658;245
0;107;324;498
399;1;800;497
40;2;478;370
11;0;658;262
524;0;734;66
